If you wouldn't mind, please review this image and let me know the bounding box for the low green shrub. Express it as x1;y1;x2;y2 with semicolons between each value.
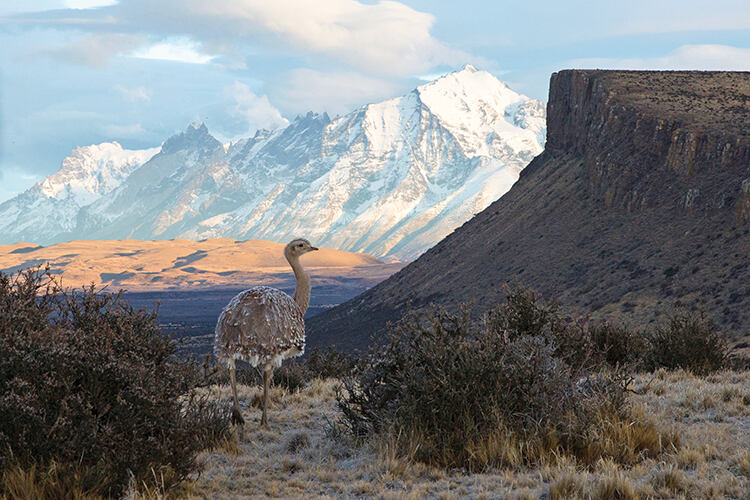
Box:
305;346;358;380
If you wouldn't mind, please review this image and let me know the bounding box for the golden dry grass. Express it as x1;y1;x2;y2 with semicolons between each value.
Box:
185;371;750;499
0;463;100;500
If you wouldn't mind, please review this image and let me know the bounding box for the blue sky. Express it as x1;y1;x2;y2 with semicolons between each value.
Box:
1;0;749;202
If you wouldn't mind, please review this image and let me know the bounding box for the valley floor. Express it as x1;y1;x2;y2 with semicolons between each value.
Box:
187;371;750;499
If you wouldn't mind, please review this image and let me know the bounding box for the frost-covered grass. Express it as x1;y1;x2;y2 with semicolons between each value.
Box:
186;371;750;499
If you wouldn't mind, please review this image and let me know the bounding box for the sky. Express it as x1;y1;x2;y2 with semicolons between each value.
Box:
1;0;749;203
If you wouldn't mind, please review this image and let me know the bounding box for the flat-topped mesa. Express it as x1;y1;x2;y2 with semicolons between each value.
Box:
543;70;750;219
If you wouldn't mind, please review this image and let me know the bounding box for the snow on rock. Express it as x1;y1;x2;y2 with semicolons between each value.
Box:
0;66;545;260
0;142;158;244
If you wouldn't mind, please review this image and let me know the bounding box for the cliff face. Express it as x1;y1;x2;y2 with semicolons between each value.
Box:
546;71;750;217
306;70;750;353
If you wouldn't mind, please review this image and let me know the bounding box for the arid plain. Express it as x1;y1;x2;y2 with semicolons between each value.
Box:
0;239;404;292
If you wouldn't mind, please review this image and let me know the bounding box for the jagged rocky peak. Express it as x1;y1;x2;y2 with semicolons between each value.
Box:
292;111;331;124
38;141;158;202
415;65;546;154
281;111;332;136
161;121;222;155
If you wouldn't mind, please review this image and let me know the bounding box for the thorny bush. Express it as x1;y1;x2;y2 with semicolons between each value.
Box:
0;267;230;498
646;309;730;375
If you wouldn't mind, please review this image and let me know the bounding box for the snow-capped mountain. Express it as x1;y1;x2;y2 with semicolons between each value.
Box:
0;142;158;244
0;65;545;260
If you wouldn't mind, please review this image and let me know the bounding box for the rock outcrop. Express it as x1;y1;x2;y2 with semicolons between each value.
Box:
306;70;750;352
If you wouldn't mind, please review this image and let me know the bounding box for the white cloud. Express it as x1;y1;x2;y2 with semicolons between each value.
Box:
21;0;470;77
167;0;469;76
131;37;215;64
270;68;405;116
42;33;145;67
225;82;288;134
569;44;750;71
115;84;151;102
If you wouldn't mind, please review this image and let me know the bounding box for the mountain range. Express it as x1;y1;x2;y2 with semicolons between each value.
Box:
0;65;544;261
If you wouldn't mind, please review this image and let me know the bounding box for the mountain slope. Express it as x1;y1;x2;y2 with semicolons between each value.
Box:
0;66;545;260
306;70;750;352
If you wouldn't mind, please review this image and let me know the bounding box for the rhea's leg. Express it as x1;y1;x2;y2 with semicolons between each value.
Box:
229;359;245;426
261;366;272;427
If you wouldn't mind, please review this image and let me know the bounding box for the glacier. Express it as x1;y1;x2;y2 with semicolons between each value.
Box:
0;65;545;260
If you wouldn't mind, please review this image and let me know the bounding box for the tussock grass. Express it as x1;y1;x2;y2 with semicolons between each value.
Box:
591;471;639;500
0;462;102;500
549;472;586;500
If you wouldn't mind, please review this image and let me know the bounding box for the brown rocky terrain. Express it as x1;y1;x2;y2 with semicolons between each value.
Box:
0;239;404;292
307;70;750;352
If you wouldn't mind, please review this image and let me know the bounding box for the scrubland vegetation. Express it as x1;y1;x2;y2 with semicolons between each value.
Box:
1;269;748;498
0;268;231;499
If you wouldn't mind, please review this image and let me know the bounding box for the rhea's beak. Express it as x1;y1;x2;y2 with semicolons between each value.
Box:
311;246;319;251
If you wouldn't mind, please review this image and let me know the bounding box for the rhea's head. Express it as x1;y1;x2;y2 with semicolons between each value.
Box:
285;238;318;259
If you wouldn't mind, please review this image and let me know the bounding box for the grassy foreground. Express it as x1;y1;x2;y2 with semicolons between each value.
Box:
186;371;750;499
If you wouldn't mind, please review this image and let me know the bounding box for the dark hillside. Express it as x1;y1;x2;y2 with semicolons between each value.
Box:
306;70;750;353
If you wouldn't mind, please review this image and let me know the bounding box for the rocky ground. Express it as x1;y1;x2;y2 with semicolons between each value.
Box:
182;371;750;499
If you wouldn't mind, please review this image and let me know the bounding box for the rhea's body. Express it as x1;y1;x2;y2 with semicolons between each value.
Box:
215;286;305;368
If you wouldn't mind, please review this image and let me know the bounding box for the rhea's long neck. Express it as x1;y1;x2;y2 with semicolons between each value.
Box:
287;255;311;315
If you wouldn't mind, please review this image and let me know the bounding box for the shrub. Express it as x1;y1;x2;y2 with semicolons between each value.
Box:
588;321;649;369
0;268;230;497
306;346;358;380
336;287;667;470
274;347;356;391
646;310;729;374
273;360;308;392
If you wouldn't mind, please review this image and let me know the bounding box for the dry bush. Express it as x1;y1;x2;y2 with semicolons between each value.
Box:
305;346;357;379
0;267;230;498
646;310;730;375
285;432;310;453
337;285;672;470
588;322;648;369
